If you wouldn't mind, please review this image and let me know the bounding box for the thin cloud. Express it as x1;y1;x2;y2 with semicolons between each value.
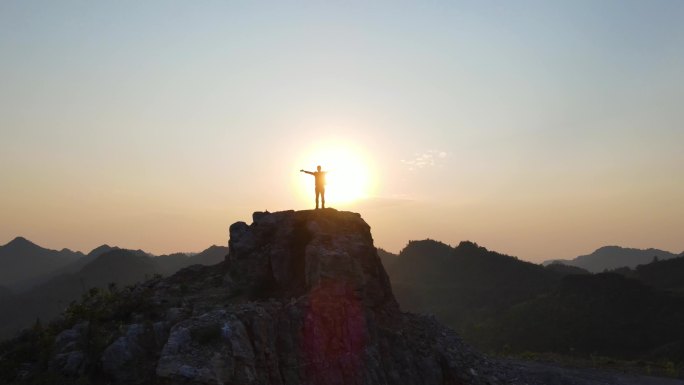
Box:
401;150;449;171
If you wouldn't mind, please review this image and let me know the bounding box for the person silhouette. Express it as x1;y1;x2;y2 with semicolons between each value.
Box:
300;165;327;209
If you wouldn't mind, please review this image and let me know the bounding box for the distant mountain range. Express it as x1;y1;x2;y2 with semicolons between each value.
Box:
0;238;228;338
0;237;221;291
610;255;684;293
381;239;684;363
0;237;84;288
473;273;684;360
543;245;680;273
8;244;150;292
382;239;562;331
4;234;684;363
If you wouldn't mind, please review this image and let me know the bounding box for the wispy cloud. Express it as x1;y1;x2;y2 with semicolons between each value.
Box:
401;150;448;171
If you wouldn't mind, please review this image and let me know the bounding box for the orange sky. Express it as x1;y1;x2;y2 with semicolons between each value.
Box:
1;2;683;262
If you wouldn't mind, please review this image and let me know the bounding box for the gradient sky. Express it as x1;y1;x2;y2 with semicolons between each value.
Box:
1;1;683;262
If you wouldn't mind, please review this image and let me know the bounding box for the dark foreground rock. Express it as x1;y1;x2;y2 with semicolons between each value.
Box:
0;209;656;384
151;209;501;385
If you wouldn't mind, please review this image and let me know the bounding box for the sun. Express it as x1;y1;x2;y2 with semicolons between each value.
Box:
297;145;373;205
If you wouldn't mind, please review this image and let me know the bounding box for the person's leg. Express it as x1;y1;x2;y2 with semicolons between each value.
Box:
315;189;320;209
321;188;325;208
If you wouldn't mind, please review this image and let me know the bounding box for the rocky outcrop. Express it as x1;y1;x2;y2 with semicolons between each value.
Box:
154;209;498;385
227;209;396;309
0;209;549;384
101;323;156;383
49;321;89;376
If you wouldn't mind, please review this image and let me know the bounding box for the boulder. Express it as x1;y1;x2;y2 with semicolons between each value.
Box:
101;323;157;384
49;321;89;376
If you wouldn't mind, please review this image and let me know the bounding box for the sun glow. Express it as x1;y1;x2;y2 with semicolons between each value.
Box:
297;145;373;205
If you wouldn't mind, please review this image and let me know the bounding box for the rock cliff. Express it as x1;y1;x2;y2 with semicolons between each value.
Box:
0;209;542;384
157;209;496;385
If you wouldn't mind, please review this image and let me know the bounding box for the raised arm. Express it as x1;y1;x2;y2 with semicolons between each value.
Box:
300;169;314;175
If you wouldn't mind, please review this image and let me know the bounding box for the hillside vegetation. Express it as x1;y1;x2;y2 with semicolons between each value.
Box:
384;240;684;367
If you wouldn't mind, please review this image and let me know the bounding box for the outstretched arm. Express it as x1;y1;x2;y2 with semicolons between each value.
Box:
300;169;314;175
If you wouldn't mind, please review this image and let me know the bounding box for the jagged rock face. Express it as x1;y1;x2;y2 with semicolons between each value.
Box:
227;209;397;309
156;209;490;385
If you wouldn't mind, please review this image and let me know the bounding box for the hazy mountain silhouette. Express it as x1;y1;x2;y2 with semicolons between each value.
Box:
610;255;684;293
380;239;684;366
474;273;684;362
385;239;561;332
0;245;228;338
181;244;230;266
62;245;149;274
87;244;119;258
0;237;84;288
544;246;679;273
8;243;149;292
376;247;398;270
544;262;591;275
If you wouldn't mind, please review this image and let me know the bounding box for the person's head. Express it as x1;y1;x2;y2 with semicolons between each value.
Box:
317;165;321;171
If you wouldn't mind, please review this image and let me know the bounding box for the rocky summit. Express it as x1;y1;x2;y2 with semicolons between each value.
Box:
1;209;550;384
156;208;500;385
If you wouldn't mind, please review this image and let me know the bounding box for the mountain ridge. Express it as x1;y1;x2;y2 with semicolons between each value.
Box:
543;245;679;273
610;255;684;293
380;239;684;367
0;237;84;288
2;237;226;292
0;245;228;339
385;238;562;334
